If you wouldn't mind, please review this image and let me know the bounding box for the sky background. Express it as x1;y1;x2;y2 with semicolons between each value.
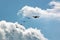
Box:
0;0;52;22
0;0;60;40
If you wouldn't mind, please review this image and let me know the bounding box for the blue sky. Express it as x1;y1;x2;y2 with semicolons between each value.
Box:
0;0;52;22
0;0;60;40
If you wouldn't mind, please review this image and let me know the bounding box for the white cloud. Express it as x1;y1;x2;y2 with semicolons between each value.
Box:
17;1;60;20
0;20;48;40
47;1;60;17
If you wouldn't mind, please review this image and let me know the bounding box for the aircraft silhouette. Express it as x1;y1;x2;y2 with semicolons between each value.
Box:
33;16;40;18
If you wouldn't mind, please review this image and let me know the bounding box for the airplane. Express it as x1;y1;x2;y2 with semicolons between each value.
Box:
32;16;40;18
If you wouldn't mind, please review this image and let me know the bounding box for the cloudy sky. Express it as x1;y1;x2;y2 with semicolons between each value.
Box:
0;0;60;40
